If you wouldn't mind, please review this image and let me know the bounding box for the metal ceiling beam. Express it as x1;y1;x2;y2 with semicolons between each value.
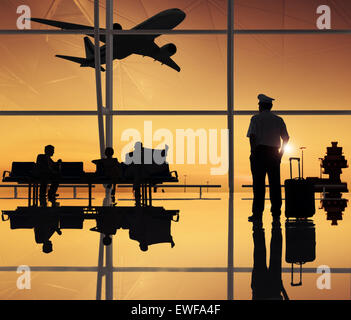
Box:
103;0;114;302
226;0;234;301
0;266;343;274
2;29;351;35
0;110;351;116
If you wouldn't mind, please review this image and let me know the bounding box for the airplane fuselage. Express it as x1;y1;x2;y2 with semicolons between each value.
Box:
87;35;157;66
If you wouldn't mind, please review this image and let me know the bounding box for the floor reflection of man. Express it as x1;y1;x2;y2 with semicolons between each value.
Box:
251;220;288;300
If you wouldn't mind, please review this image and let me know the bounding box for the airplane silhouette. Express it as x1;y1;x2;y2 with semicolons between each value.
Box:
30;8;186;72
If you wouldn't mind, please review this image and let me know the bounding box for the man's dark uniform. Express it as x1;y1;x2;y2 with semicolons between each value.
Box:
36;146;60;206
247;94;289;221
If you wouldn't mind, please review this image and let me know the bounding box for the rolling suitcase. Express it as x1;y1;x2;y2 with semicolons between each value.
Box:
285;157;315;218
285;219;316;286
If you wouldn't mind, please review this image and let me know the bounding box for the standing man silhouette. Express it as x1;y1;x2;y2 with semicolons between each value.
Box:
247;94;289;222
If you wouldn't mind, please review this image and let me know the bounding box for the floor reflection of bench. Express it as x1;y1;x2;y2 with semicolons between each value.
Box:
116;184;222;201
0;184;95;200
2;206;180;249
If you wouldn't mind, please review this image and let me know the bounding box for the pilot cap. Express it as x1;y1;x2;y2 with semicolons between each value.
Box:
258;94;275;103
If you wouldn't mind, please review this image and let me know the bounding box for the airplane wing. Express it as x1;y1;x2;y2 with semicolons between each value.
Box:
138;42;181;72
131;9;185;71
154;55;180;72
30;18;106;43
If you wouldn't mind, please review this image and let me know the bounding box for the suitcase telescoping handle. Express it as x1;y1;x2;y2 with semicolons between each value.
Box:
291;262;303;286
289;157;301;179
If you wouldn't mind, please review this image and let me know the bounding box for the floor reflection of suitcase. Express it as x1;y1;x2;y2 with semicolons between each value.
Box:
285;220;316;286
285;157;315;219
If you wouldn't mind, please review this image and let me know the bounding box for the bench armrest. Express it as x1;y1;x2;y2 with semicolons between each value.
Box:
172;212;180;222
1;212;9;222
2;171;10;180
170;171;178;179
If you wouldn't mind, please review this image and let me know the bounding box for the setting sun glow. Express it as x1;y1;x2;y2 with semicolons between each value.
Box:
283;144;293;154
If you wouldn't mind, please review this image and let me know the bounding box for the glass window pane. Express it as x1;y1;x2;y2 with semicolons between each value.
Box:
235;0;351;30
235;35;351;110
118;272;226;300
0;272;97;300
0;35;101;110
0;116;228;271
0;0;227;30
114;35;226;110
0;33;226;111
112;116;228;267
234;116;351;300
234;273;350;300
116;0;227;30
235;116;351;189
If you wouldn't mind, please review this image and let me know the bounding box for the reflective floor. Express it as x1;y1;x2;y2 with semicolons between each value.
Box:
0;190;349;300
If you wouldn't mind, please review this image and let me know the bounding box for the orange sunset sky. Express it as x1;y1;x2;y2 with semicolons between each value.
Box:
0;0;351;191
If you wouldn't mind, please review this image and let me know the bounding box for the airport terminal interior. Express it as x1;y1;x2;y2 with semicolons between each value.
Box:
0;0;351;300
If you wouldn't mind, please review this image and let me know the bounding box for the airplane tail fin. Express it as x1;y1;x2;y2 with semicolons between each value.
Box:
84;37;95;61
55;55;105;72
56;37;105;72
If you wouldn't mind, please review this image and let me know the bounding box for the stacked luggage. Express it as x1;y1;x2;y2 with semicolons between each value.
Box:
123;144;176;181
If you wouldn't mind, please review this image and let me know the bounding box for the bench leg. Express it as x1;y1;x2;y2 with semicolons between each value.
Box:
34;184;39;207
142;184;146;207
88;184;92;208
149;185;152;206
28;184;32;207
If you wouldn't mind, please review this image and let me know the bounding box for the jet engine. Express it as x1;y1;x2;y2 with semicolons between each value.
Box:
160;43;177;57
113;23;122;30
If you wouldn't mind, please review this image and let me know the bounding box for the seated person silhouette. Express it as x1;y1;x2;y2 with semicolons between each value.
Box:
93;147;122;204
36;145;61;207
251;220;288;300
